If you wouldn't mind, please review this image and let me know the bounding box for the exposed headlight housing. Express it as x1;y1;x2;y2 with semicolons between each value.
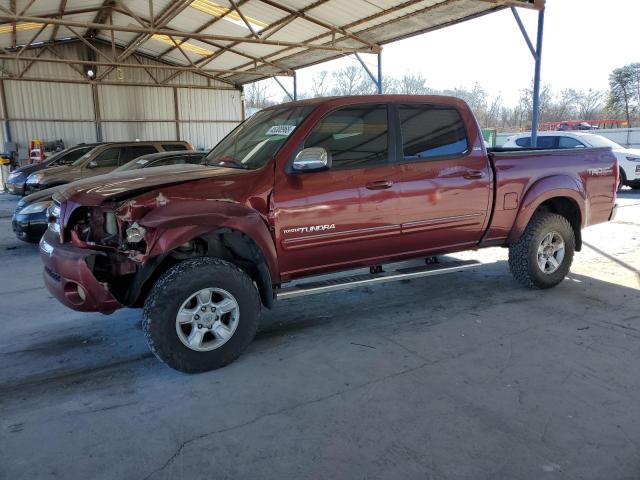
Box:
126;222;146;243
47;202;61;233
26;173;43;184
19;200;52;215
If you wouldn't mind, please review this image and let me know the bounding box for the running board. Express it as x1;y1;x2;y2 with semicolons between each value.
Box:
276;259;482;300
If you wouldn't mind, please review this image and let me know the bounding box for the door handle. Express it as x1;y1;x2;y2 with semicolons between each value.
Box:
463;170;485;180
366;180;393;190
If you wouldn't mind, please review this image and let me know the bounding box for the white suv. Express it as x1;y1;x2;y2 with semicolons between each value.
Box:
502;131;640;190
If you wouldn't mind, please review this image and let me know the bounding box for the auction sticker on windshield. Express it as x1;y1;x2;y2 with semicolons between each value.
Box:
266;125;296;136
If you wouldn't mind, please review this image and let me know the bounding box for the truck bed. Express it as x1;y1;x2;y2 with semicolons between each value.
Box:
483;146;617;244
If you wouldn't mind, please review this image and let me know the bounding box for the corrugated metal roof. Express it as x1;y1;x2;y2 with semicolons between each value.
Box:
0;0;542;86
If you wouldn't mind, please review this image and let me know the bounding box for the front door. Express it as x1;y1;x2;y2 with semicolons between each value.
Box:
82;146;122;178
274;104;402;278
393;103;492;253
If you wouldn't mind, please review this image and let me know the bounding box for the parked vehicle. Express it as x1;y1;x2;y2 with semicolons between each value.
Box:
5;143;102;196
502;131;640;190
39;95;618;373
24;141;191;193
13;151;206;243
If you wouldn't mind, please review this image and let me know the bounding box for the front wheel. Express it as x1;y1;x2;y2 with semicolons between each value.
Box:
508;213;575;289
143;258;261;373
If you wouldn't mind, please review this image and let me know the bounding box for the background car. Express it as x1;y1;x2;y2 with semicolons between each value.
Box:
5;143;102;196
502;131;640;190
24;141;191;194
12;151;206;243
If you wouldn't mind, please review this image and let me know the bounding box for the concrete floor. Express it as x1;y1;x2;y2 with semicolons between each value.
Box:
1;190;639;480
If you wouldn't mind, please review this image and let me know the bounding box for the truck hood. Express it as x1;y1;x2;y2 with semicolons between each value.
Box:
54;164;243;206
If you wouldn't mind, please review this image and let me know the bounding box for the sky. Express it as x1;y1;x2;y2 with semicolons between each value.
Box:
259;0;640;107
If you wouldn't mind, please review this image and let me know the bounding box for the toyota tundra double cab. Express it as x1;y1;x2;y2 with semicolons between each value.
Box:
40;95;618;373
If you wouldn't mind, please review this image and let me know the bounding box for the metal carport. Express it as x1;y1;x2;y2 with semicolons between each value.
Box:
0;0;546;153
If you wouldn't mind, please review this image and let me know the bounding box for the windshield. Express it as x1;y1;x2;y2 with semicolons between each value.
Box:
206;105;313;170
581;135;622;149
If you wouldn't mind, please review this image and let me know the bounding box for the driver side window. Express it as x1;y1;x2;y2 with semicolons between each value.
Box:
304;104;389;170
92;148;121;168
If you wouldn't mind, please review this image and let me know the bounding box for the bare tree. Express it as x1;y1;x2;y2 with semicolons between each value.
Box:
575;89;603;120
396;72;429;95
244;80;275;109
331;65;370;96
310;70;331;98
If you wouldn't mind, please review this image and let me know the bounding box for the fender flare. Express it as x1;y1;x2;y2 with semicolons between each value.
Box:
507;175;586;245
128;200;278;308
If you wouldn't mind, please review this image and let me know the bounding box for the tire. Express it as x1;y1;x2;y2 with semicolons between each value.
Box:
508;212;575;289
143;257;261;373
617;168;627;192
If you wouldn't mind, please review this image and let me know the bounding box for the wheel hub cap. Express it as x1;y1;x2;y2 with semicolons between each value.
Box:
175;288;240;352
536;231;565;274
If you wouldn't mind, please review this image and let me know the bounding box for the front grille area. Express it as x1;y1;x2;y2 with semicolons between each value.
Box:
44;266;61;282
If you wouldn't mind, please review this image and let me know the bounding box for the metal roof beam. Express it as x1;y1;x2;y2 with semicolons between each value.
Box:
154;0;250;59
255;0;379;51
0;13;378;54
0;52;288;77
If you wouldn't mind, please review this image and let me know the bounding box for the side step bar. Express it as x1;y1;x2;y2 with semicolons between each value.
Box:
276;259;482;300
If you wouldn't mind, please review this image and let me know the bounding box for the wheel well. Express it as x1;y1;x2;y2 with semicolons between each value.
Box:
535;197;582;251
131;229;273;309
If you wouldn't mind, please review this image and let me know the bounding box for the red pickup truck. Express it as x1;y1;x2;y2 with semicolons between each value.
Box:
39;95;618;372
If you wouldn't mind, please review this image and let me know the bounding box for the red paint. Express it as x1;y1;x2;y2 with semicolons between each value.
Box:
40;95;618;312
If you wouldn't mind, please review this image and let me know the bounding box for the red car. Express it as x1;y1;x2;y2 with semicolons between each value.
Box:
40;95;618;372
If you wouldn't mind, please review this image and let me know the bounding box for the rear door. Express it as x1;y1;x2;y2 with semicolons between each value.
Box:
274;103;402;277
393;103;492;252
121;145;159;164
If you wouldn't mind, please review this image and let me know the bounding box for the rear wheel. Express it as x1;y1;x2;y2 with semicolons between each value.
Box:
143;257;261;373
508;212;575;289
618;168;627;192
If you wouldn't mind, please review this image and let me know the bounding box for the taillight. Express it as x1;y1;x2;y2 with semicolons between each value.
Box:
613;158;619;193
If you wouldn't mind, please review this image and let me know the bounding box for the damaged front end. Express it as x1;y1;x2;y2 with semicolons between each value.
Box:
56;191;185;307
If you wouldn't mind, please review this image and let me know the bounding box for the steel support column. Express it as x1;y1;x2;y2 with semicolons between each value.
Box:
511;5;545;147
91;82;103;142
293;72;297;101
274;76;294;102
530;8;545;147
0;79;12;144
377;51;382;94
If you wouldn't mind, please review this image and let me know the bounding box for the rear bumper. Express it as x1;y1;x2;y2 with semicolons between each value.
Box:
39;230;122;313
12;210;47;243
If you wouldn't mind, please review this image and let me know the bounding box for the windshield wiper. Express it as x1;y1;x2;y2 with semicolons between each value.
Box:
209;158;249;169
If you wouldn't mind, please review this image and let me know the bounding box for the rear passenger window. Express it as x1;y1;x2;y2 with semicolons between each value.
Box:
304;105;388;169
162;144;188;151
514;136;557;149
398;105;468;161
558;137;585;149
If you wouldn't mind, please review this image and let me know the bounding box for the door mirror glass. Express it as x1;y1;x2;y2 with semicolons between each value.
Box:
86;160;98;169
292;147;331;172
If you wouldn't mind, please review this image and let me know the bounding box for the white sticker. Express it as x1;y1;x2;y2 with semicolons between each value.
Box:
266;125;296;136
136;159;149;165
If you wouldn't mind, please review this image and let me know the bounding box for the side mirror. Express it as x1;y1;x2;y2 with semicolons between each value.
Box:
86;160;98;169
292;147;331;172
